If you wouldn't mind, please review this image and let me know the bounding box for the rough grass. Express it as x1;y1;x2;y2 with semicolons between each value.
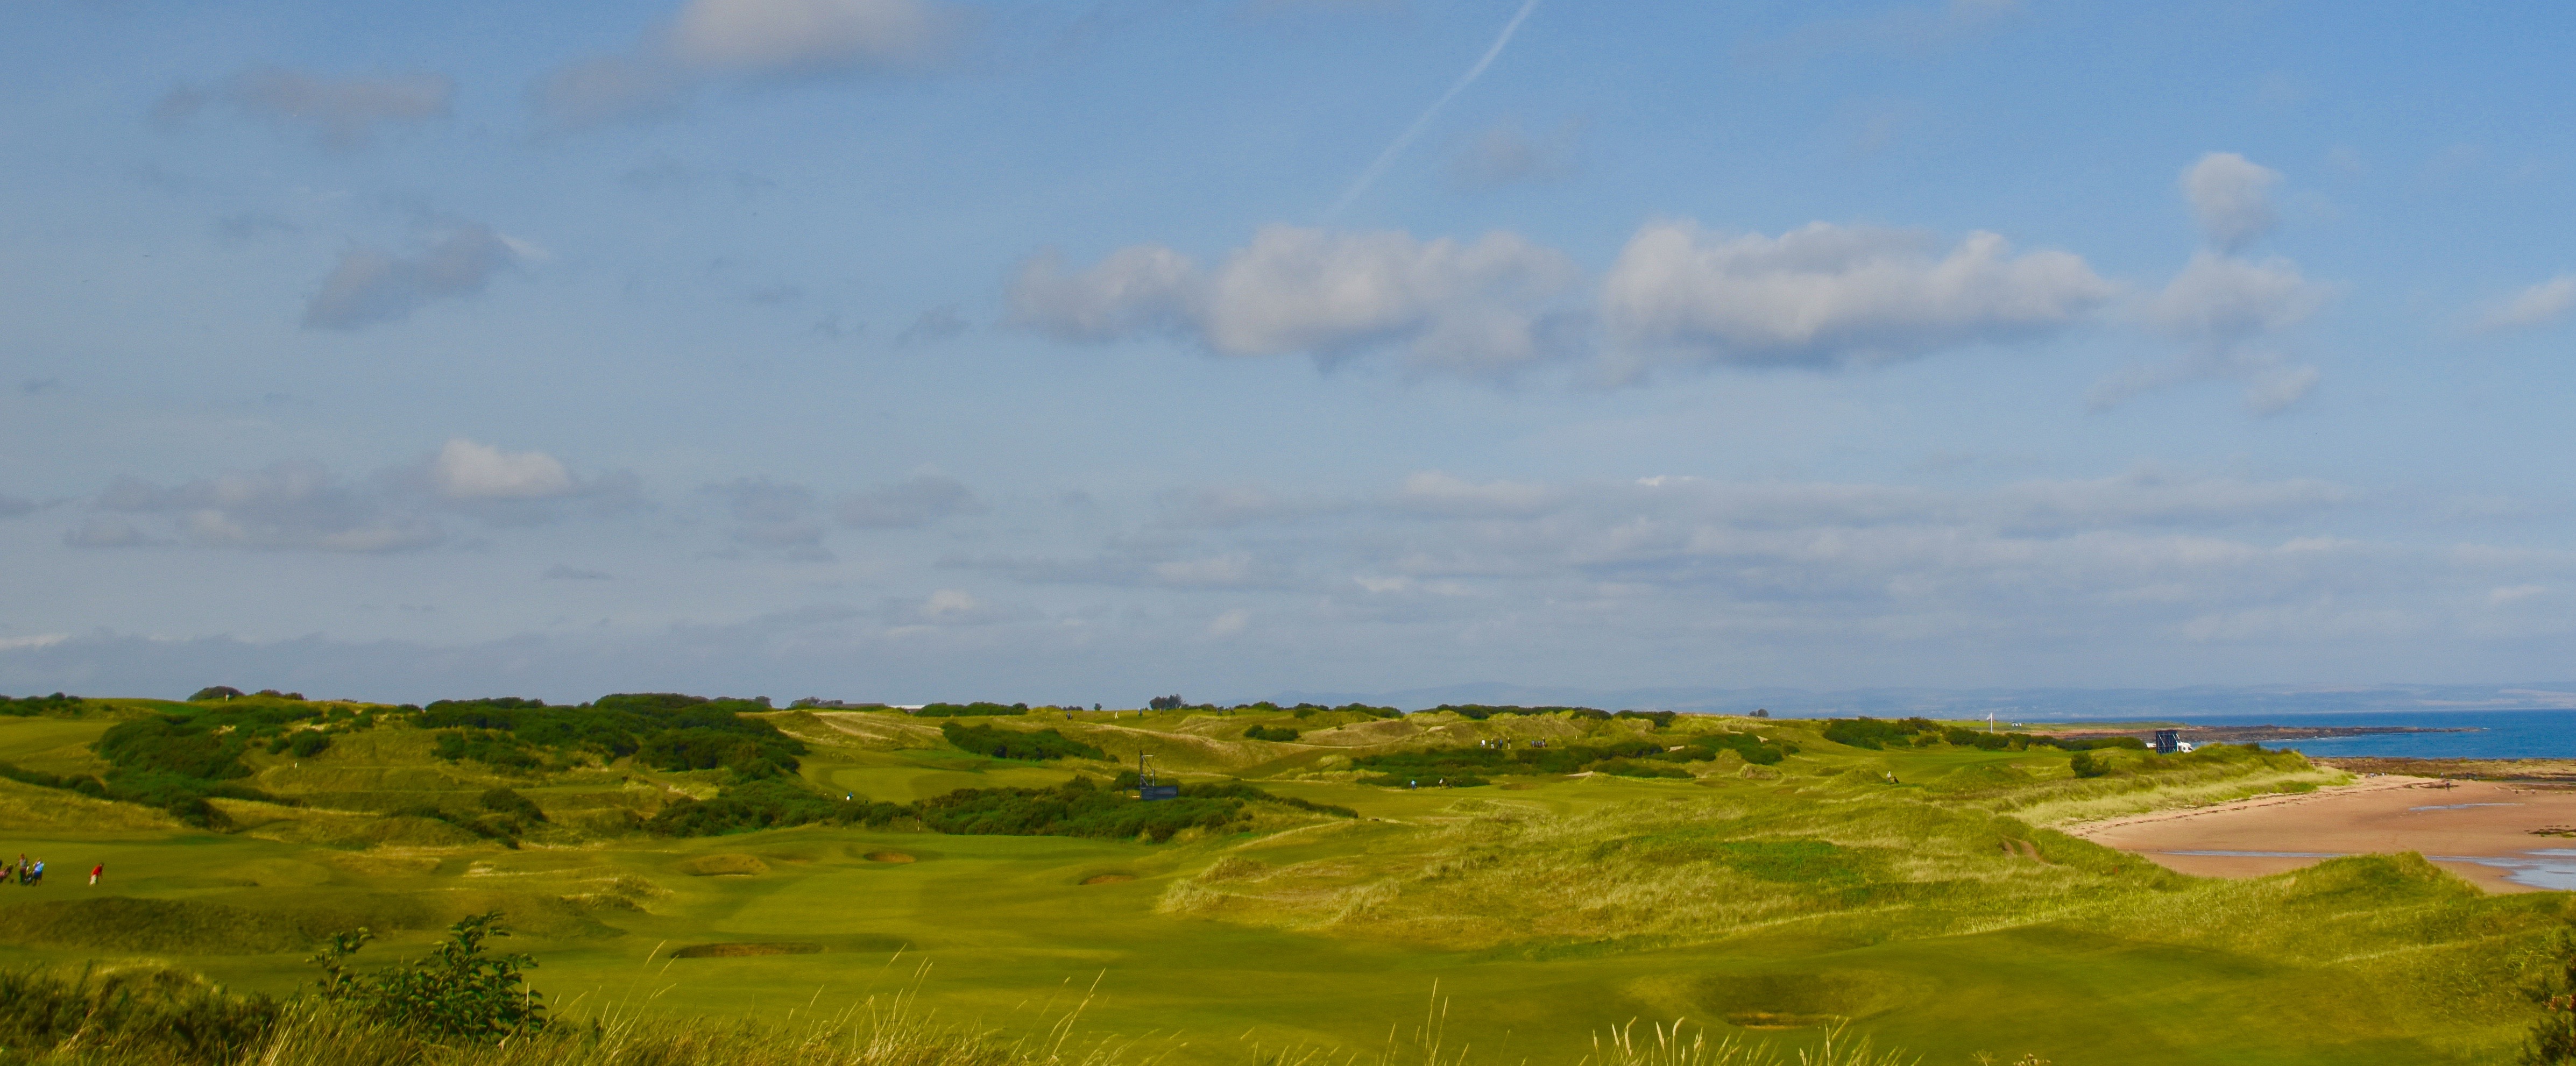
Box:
0;706;2552;1065
0;962;1928;1066
0;898;317;954
0;778;180;833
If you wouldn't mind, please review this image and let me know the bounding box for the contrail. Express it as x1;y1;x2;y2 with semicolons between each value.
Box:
1326;0;1542;219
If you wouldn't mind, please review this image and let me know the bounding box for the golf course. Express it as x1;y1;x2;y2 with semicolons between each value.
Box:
1;692;2565;1065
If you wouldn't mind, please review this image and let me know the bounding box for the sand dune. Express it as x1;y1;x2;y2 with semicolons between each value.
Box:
2070;776;2576;893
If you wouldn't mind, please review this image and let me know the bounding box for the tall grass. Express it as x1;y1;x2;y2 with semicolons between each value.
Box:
0;963;1923;1066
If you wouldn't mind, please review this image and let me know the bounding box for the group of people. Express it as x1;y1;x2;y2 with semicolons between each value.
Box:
6;854;101;886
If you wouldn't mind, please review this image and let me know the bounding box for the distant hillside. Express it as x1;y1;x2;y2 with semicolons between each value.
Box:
1265;681;2576;717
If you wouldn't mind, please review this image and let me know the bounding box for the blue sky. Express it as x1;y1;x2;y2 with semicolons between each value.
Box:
3;0;2573;705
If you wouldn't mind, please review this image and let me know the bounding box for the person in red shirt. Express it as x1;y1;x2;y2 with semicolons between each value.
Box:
89;863;102;886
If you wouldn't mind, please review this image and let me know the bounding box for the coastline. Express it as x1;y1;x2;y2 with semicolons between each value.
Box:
2067;770;2576;893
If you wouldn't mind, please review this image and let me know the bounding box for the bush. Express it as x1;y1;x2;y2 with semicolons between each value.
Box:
914;701;1029;717
478;787;547;822
1352;736;1671;783
916;777;1249;842
1148;694;1186;710
417;693;803;774
2069;751;2110;778
940;721;1106;761
188;686;245;702
1426;704;1610;721
310;912;544;1039
650;774;1350;840
1;692;87;716
1243;724;1300;742
646;777;908;836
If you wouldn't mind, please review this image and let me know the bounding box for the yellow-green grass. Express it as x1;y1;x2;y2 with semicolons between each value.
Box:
0;707;2559;1066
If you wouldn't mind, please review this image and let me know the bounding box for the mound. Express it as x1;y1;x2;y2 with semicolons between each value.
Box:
671;941;823;958
0;779;175;833
0;897;312;955
676;854;769;876
1931;764;2034;793
1686;969;1933;1029
863;851;916;864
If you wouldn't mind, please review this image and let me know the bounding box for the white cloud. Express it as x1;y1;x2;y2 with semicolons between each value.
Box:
2181;152;2282;250
1600;222;2112;371
431;439;576;500
1395;472;1560;518
2093;251;2332;415
531;0;966;131
73;445;634;554
2475;274;2576;333
2490;584;2548;607
87;463;442;553
155;67;454;150
305;224;520;331
670;0;954;72
1010;226;1580;374
1207;608;1251;637
2147;252;2330;340
1008;245;1200;343
63;517;155;548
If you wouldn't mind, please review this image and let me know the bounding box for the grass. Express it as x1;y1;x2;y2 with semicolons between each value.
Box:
0;701;2559;1065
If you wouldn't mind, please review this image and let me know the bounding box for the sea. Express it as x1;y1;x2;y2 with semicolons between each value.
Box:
2032;708;2576;759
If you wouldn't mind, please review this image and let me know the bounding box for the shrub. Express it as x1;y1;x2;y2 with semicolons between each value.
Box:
1426;704;1610;721
915;701;1029;717
1;692;87;716
188;686;246;701
916;777;1250;842
1243;724;1300;742
0;964;284;1063
310;912;545;1039
646;778;908;836
417;693;803;774
2069;751;2110;778
940;721;1106;762
478;787;547;822
1351;736;1670;783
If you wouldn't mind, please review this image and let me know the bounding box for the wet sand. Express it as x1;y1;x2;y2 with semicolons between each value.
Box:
2070;776;2576;893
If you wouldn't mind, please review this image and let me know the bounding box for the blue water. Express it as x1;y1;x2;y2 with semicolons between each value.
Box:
2020;708;2576;759
2165;848;2576;891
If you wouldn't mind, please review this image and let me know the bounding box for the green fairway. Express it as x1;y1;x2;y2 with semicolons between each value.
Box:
0;699;2561;1065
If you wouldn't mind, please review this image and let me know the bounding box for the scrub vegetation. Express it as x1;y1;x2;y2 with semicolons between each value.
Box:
0;691;2566;1065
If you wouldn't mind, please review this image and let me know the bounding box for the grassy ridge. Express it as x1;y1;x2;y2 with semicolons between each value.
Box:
0;699;2555;1065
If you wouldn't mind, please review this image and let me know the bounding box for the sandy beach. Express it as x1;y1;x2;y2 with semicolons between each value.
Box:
2070;776;2576;893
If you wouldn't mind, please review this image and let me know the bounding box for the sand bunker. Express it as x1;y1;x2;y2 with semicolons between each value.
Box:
864;851;916;864
1080;873;1135;885
2072;777;2576;893
676;854;769;876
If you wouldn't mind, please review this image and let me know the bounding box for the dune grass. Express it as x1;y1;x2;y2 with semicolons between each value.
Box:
0;704;2559;1065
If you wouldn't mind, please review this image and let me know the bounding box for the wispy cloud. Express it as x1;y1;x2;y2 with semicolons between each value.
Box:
1327;0;1541;217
